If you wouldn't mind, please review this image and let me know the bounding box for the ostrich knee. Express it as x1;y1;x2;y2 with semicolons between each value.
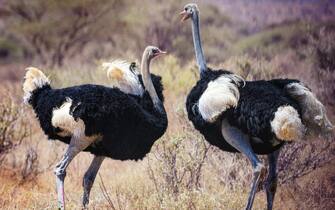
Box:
54;165;67;192
54;160;68;179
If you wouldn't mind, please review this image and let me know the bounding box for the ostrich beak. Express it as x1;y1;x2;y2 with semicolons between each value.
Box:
180;10;190;22
155;50;167;58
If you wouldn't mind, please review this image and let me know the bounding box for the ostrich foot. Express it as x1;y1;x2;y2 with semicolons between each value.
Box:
82;183;92;209
82;193;89;209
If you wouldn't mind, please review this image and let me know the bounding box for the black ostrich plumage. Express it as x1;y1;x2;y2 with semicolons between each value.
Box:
186;69;302;154
29;74;167;161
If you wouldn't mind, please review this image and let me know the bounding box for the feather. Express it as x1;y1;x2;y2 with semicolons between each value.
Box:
103;60;144;96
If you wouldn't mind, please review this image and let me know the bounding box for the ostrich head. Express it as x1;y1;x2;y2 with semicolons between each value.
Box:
180;3;199;21
144;46;166;61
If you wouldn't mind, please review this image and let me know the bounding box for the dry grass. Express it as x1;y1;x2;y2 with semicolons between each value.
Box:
0;1;334;209
0;47;334;209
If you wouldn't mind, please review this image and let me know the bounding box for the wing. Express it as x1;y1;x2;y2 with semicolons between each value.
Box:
198;72;244;123
102;60;144;96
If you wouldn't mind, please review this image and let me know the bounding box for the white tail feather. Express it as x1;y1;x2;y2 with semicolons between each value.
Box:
23;67;50;104
271;106;306;141
285;82;333;137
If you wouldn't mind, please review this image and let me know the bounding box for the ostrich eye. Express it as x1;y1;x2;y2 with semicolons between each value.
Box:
152;49;158;54
130;62;136;72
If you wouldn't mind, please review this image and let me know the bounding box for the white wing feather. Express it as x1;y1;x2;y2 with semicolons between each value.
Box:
198;73;243;122
102;60;144;96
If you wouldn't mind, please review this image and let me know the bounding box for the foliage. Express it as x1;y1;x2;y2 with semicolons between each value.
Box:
0;96;29;164
4;0;124;66
278;139;335;184
309;25;335;106
232;22;311;57
311;25;335;72
146;115;210;201
0;38;24;60
2;0;234;67
122;0;234;63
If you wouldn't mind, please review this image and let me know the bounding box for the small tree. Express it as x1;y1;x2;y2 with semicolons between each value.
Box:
4;0;123;67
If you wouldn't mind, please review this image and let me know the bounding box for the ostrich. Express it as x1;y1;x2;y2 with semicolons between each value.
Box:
23;46;168;209
180;3;333;210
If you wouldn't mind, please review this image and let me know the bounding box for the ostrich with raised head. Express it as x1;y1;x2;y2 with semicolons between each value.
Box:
23;46;168;209
180;3;333;210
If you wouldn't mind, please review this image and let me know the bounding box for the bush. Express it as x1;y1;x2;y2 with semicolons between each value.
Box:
0;97;29;164
311;26;335;72
0;95;49;182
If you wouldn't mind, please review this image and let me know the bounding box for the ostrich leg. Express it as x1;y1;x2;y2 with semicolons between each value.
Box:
54;135;96;210
265;149;280;210
82;155;105;208
221;119;266;210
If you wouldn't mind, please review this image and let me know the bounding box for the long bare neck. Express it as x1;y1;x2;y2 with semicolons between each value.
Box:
191;11;207;76
140;53;164;113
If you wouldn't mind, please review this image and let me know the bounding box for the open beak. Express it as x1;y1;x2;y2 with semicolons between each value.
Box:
180;10;190;22
158;50;167;55
156;50;167;57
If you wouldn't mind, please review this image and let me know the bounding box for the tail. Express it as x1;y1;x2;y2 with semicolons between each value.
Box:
23;67;50;105
285;82;333;138
102;60;143;96
271;106;306;141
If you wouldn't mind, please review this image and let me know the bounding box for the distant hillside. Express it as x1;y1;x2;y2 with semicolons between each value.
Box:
211;0;335;32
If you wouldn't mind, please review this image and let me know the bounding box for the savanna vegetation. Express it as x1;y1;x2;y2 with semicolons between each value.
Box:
0;0;334;209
